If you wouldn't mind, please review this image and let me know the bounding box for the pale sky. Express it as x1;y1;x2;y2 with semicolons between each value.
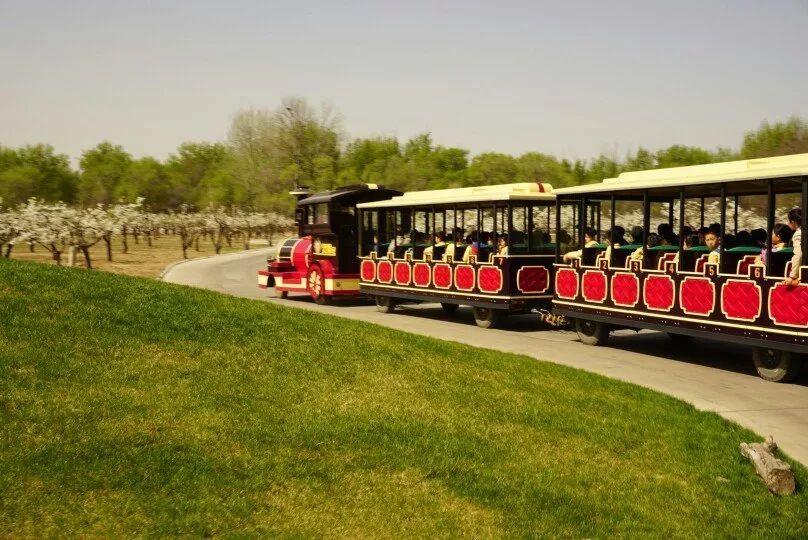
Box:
1;0;806;165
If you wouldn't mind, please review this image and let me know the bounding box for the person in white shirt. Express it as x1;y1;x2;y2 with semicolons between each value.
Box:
786;208;802;286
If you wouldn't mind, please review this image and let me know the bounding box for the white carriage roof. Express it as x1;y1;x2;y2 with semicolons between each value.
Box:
356;182;554;209
554;153;808;195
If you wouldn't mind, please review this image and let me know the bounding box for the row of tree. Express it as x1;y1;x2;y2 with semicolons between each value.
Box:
2;97;807;211
0;198;293;268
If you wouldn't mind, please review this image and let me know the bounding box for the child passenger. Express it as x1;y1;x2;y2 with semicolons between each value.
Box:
755;223;791;266
562;227;598;262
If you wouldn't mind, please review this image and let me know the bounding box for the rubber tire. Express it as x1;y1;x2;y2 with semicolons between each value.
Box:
306;265;329;305
441;302;459;315
473;307;502;329
375;295;396;313
575;318;610;346
752;348;801;383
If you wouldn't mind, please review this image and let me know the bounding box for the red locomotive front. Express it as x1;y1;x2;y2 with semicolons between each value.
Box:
258;184;400;303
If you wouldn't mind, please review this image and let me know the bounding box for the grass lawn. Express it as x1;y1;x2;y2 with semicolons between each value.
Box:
0;258;806;537
7;233;275;278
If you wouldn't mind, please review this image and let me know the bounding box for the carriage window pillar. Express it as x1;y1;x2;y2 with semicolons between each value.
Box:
802;176;808;264
642;190;650;268
766;180;775;276
719;184;727;275
677;188;685;267
609;196;616;267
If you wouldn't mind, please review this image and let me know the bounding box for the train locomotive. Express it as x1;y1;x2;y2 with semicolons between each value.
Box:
258;184;401;303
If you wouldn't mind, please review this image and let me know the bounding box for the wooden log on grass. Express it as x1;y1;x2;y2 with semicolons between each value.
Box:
739;435;796;495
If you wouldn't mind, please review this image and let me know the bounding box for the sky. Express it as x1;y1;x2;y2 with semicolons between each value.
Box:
1;0;807;166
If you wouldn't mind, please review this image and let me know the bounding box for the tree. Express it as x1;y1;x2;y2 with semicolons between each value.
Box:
515;152;576;188
78;142;132;206
166;142;231;208
0;145;77;206
466;153;518;186
741;117;808;158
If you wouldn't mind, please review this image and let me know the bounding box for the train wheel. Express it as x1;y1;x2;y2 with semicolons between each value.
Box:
575;318;609;346
272;288;288;299
752;348;801;383
472;307;501;329
441;303;459;315
375;295;396;313
306;265;329;305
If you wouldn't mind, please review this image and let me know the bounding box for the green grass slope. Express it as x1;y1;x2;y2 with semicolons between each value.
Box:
0;259;806;537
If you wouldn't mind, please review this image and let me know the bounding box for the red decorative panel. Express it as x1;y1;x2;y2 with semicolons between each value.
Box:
455;265;475;291
643;275;675;311
679;277;715;316
377;260;393;284
413;263;430;287
611;272;639;307
360;259;375;282
555;268;578;300
394;262;411;285
582;270;607;303
721;280;761;321
769;283;808;328
478;266;503;294
517;266;549;294
433;264;452;289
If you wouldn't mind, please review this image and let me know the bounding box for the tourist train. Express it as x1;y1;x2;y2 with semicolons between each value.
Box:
260;153;808;382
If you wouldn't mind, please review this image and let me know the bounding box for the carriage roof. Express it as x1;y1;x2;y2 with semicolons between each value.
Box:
298;184;401;206
554;153;808;196
356;182;554;209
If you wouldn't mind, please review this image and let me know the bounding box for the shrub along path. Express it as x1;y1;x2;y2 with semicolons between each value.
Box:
1;259;806;536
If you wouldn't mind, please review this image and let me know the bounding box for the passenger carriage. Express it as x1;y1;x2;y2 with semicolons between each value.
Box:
356;183;556;328
552;153;808;382
259;184;400;303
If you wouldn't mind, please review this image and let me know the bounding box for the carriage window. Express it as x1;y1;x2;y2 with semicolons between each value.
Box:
314;203;329;224
509;205;528;253
557;202;580;253
529;204;551;254
361;210;380;256
412;209;430;244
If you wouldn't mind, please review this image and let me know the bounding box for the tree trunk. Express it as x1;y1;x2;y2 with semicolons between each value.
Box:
3;244;11;258
739;436;796;495
50;244;62;266
133;231;139;245
122;226;129;254
147;233;152;247
81;246;93;269
104;235;112;262
195;236;200;252
29;242;35;253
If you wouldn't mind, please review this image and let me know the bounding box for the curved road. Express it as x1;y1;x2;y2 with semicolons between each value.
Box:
164;248;808;466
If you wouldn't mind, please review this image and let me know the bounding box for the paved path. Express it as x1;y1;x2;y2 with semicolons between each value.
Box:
164;249;808;465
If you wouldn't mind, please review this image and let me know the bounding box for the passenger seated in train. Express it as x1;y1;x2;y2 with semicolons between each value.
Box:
562;227;598;262
704;228;721;265
751;228;767;248
657;223;678;246
629;226;644;245
672;233;700;267
786;207;802;286
600;226;625;263
462;231;480;262
443;231;463;261
422;232;446;259
755;223;791;266
497;233;508;256
629;232;660;262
